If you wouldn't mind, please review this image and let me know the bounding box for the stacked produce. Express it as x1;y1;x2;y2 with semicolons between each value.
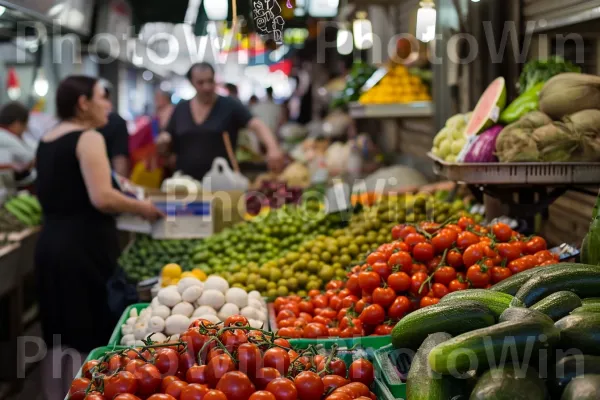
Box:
431;113;471;162
272;216;556;339
120;236;202;282
395;262;600;399
359;64;431;105
119;276;268;346
330;61;377;109
69;316;377;400
246;181;304;216
2;193;42;228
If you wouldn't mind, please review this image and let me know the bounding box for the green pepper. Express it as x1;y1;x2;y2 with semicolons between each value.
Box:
500;82;545;124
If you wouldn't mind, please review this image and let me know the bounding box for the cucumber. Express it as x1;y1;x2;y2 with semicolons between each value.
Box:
555;313;600;356
551;355;600;395
470;366;547;400
499;307;554;325
17;194;41;213
514;263;600;306
571;304;600;314
4;202;34;226
583;298;600;306
439;289;520;319
530;291;582;321
407;332;465;400
391;301;496;350
561;374;600;400
490;268;541;295
428;320;561;374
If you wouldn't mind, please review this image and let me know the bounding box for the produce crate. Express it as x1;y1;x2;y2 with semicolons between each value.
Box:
268;302;393;351
373;344;408;399
428;153;600;185
63;346;116;400
108;303;150;347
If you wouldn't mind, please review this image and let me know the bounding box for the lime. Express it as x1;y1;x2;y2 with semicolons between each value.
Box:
288;277;299;291
267;281;277;290
256;278;268;290
277;286;289;297
282;269;294;279
267;288;278;298
270;269;282;282
319;266;335;282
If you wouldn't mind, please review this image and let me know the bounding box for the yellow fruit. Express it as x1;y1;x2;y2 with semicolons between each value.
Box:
180;272;197;279
162;278;173;287
192;268;208;281
162;263;182;278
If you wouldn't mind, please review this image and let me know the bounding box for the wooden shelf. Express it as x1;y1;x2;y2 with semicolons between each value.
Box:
349;102;434;119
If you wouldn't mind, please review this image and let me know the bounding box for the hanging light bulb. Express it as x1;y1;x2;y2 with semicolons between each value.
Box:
33;69;49;97
204;0;228;21
416;1;436;43
337;26;353;55
353;11;373;50
0;6;6;17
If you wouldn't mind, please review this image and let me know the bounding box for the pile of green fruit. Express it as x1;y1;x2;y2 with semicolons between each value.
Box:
221;192;476;298
330;61;377;109
120;235;201;282
2;193;42;228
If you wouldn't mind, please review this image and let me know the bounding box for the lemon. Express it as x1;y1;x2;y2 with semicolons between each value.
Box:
162;263;182;278
180;271;197;280
191;268;208;281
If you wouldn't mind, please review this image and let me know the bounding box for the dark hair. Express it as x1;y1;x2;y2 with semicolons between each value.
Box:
186;62;215;81
225;83;238;96
0;102;29;126
56;75;99;121
266;87;274;97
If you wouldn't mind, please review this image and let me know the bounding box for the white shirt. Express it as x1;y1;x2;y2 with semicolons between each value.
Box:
251;100;282;136
0;128;35;169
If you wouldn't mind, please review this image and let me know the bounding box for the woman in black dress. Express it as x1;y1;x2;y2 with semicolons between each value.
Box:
35;76;163;399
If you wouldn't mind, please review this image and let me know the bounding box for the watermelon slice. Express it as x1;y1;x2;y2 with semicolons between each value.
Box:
464;77;507;136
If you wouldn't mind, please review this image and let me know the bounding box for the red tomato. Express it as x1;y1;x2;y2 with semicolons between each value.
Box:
534;250;555;264
67;378;90;400
387;272;411;293
297;312;313;323
525;236;547;254
322;375;350;392
205;354;236;387
266;378;298;400
165;380;189;398
107;354;127;374
147;395;176;400
448;279;469;292
372;287;396;308
371;261;392;281
366;251;387;265
328;327;341;337
358;271;381;294
312;315;332;326
294;371;325;400
329;296;343;311
491;266;513;283
114;394;141;400
249;391;277;400
345;275;361;296
276;309;296;323
431;283;449;298
280;303;300;316
263;347;291;375
387;251;412;273
203;390;228;400
457;231;480;250
467;265;491;288
359;304;385;326
348;359;375;386
317;358;347;377
312;295;329;309
303;323;329;339
237;343;262;378
508;258;529;274
458;216;475;230
180;384;210;400
179;351;196;376
298;300;314;314
463;243;487;267
81;360;99;380
431;229;458;253
216;371;256;400
420;296;440;308
388;296;411;319
433;266;457;286
405;233;427;248
413;243;435;262
446;250;464;268
161;376;181;392
308;289;321;297
104;371;138;399
127;361;161;396
374;324;394;335
390;241;410;253
496;242;522;262
341;295;359;309
492;223;513;242
186;365;208;385
393;225;417;240
410;272;429;297
224;315;250;327
254;367;282;390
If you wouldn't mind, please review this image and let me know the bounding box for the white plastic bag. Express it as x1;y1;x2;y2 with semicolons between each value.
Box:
202;157;249;192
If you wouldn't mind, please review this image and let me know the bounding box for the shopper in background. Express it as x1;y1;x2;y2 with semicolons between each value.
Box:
35;75;163;400
157;62;285;180
0;101;35;172
248;95;259;107
225;82;239;99
251;87;283;137
155;89;174;130
97;81;130;177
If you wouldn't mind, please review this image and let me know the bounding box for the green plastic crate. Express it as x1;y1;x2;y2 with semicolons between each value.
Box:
373;344;408;399
64;346;117;400
108;303;150;347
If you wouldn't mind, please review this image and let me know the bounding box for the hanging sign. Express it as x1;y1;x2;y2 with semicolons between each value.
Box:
252;0;292;43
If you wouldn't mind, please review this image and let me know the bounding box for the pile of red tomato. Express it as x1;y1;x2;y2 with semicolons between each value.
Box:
67;315;376;400
273;217;558;339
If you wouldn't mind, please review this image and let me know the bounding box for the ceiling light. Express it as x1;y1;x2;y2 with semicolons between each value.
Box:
353;12;373;50
34;69;49;97
416;1;436;43
143;71;154;81
204;0;228;21
337;28;353;55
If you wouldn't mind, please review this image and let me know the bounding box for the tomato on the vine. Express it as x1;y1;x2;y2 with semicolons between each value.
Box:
371;261;392;281
104;371;138;400
387;272;411;293
180;384;210;400
457;231;480;250
358;271;381;294
372;287;396;308
263;347;291;375
147;395;177;400
467;265;491;288
317;358;347;377
126;361;161;396
420;296;440;308
254;367;281;390
525;236;547;254
463;243;487;267
366;251;387;265
266;378;298;400
492;223;513;242
458;216;475;230
410;272;429;297
67;378;90;400
215;371;256;400
405;233;427;248
388;296;411;319
303;323;329;339
431;283;449;298
205;354;236;387
433;266;457;286
224;315;250;327
203;390;228;400
413;243;435;262
237;343;262;378
491;266;512;283
348;359;375;386
431;229;457;253
387;251;412;273
294;371;325;400
355;299;368;315
248;392;276;400
359;304;386;326
448;278;469;292
374;324;394;335
393;225;416;240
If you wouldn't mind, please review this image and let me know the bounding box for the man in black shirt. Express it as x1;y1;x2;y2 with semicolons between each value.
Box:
98;81;130;177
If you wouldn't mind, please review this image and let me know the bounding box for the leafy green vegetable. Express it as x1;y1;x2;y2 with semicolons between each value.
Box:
519;56;581;94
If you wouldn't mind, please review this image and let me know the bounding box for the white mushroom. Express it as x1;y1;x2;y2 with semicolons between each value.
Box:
121;324;134;336
241;306;260;321
197;290;225;310
193;306;218;317
145;332;167;343
177;278;204;295
182;286;203;303
217;303;240;321
172;302;194;318
133;323;149;340
126;317;137;326
121;334;135;346
204;276;229;294
149;316;166;333
225;288;249;309
151;297;161;309
152;305;171;320
248;319;264;329
165;315;191;336
158;288;182;307
129;308;139;318
193;314;220;324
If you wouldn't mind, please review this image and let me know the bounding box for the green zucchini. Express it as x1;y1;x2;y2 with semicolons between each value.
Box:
581;189;600;266
551;355;600;395
407;332;465;400
514;263;600;306
555;313;600;356
391;301;496;350
582;298;600;306
571;303;600;314
490;268;541;295
561;374;600;400
499;306;554;325
470;366;547;400
531;291;582;321
428;320;561;374
439;289;520;319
